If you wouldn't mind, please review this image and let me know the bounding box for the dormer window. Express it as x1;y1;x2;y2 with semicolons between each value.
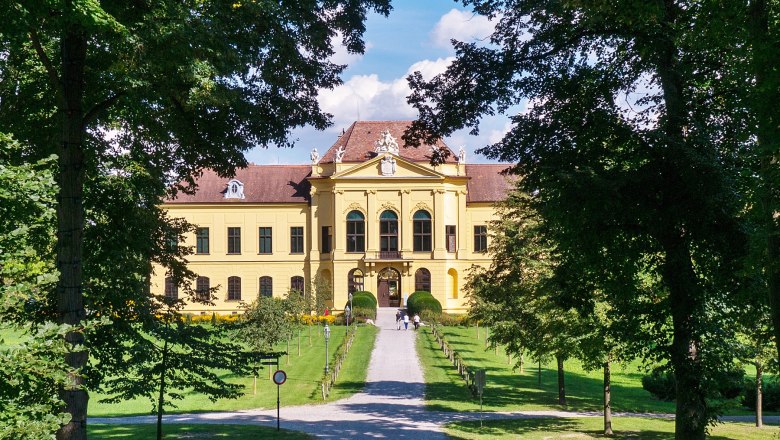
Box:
225;179;245;199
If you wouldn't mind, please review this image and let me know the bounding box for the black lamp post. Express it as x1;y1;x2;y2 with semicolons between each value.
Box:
323;324;330;374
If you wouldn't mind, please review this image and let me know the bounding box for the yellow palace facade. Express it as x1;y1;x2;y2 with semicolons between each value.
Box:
152;121;512;314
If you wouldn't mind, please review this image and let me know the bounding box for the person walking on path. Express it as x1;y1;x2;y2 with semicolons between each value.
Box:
396;310;402;330
413;313;420;330
403;313;409;330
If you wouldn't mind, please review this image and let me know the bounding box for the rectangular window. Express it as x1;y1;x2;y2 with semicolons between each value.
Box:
196;227;210;254
321;226;332;253
474;225;488;253
446;225;456;253
227;227;241;254
228;276;241;301
290;226;304;254
413;219;432;252
259;276;273;297
259;227;273;254
166;231;178;252
346;221;365;252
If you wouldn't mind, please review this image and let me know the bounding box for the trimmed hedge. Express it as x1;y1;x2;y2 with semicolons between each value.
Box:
345;291;377;320
407;290;442;318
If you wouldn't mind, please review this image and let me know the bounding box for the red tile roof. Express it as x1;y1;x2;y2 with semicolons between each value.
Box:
465;164;516;203
319;121;458;163
167;166;311;204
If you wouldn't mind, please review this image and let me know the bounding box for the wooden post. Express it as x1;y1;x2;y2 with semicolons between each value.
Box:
253;374;257;395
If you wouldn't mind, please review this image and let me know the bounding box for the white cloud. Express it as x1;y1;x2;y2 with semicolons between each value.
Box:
431;9;497;49
318;57;455;129
488;121;513;145
330;34;373;66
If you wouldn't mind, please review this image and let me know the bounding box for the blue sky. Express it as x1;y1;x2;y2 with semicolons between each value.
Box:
245;0;516;165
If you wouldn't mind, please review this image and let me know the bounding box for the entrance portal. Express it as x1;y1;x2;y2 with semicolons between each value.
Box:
377;267;401;307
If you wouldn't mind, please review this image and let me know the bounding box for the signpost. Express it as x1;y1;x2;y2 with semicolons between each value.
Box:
475;369;486;428
273;369;287;431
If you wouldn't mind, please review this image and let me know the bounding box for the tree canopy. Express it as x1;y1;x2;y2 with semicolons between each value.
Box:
406;1;753;438
0;1;391;438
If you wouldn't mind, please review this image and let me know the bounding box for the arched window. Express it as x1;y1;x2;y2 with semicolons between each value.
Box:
348;268;364;294
196;276;210;301
259;276;273;298
227;276;241;301
415;268;431;292
413;210;432;252
291;276;305;293
164;276;178;300
346;210;365;252
380;210;399;253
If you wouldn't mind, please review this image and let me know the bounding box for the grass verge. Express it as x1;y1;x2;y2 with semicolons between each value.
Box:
89;423;314;439
90;324;378;417
418;325;719;414
444;417;779;439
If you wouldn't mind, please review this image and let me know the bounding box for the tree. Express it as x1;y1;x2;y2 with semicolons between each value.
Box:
100;295;250;440
0;2;391;438
0;136;72;439
467;191;580;408
407;2;747;437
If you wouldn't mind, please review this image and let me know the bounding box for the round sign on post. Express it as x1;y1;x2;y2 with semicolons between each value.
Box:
273;370;287;385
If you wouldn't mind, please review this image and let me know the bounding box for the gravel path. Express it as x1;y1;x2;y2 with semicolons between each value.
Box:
91;308;777;437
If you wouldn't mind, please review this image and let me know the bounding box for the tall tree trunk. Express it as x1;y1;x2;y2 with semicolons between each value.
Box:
663;234;707;440
55;22;89;440
604;361;613;436
157;340;169;440
654;2;708;437
756;361;763;428
538;358;542;388
748;0;780;365
556;355;566;406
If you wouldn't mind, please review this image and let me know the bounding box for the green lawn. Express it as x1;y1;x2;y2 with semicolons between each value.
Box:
90;324;378;417
444;417;780;440
417;325;753;415
89;423;313;439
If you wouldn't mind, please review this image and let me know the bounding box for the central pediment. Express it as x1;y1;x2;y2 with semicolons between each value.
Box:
331;153;446;180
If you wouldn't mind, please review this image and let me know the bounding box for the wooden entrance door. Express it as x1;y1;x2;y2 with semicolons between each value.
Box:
377;267;400;308
378;279;390;307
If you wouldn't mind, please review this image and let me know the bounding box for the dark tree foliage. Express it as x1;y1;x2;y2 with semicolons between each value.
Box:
0;2;391;439
407;2;748;438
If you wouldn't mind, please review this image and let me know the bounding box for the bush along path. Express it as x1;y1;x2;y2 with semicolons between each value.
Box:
90;311;778;439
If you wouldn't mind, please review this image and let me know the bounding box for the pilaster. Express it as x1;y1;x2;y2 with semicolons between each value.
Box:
366;189;377;252
401;189;412;253
457;189;468;258
433;189;446;259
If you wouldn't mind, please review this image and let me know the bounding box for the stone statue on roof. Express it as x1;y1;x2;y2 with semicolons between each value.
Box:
374;129;399;155
458;147;466;164
334;145;346;163
310;147;320;163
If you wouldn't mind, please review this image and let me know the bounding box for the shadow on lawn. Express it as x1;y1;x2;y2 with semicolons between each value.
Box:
445;418;677;440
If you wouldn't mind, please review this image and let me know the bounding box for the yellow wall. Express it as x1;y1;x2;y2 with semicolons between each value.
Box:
151;155;498;314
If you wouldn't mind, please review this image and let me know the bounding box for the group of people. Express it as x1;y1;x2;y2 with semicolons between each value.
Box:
395;310;420;330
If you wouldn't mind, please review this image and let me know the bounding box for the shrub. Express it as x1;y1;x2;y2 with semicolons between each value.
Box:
743;379;780;411
407;291;442;318
437;313;469;326
642;366;745;402
346;291;377;310
641;368;676;401
351;306;377;321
